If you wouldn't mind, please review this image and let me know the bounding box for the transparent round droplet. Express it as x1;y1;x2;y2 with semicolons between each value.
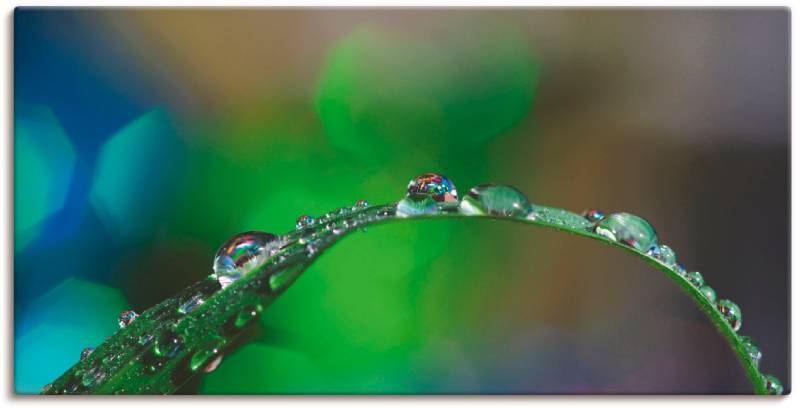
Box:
117;310;139;328
699;285;717;303
717;299;742;332
80;347;94;361
687;271;704;287
740;336;762;368
235;305;261;329
594;213;658;253
295;215;315;230
582;209;605;223
459;184;532;218
406;172;458;203
764;374;783;395
213;232;281;288
655;244;677;266
353;199;370;210
396;196;439;218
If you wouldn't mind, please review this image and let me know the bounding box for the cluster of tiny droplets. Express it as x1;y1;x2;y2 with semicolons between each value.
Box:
56;172;780;395
582;208;781;394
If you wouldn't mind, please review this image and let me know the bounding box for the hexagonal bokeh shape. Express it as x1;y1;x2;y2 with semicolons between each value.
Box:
15;104;76;250
89;109;184;240
14;278;130;393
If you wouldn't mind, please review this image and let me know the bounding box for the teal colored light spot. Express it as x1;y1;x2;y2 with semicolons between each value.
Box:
316;23;538;161
14;105;75;250
15;278;129;393
89;109;184;240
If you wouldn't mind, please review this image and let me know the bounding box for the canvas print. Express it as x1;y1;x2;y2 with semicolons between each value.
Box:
13;8;789;395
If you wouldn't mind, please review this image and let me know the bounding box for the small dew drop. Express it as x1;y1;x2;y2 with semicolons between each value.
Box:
740;336;762;368
699;285;717;302
764;374;783;395
717;299;742;332
459;184;532;218
687;271;704;287
117;310;139;328
594;213;658;253
213;232;281;288
234;305;261;329
204;355;223;373
582;209;605;223
178;293;205;315
80;347;94;361
655;244;677;266
353;199;370;210
675;263;687;277
295;215;315;230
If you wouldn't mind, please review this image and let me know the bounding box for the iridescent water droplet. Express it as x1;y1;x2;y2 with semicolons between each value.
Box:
117;310;139;328
213;232;281;288
582;209;605;223
740;336;762;368
154;329;184;358
699;285;717;302
459;184;532;217
80;347;94;361
764;374;783;395
717;299;742;332
594;213;658;253
353;199;370;210
406;172;458;203
295;215;315;230
686;271;704;287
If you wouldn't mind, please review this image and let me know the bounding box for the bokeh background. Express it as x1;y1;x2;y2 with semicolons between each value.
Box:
13;8;789;394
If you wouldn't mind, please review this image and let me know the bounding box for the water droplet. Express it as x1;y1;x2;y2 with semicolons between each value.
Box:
138;333;155;346
177;292;205;314
699;285;717;302
459;184;532;217
117;310;139;328
353;199;370;210
235;305;261;329
740;336;762;368
687;271;704;287
594;213;658;253
295;215;315;230
154;329;184;358
190;343;224;373
654;244;677;266
204;355;223;373
582;209;605;223
674;263;687;277
717;299;742;332
80;347;94;361
764;374;783;395
396;196;439;218
213;232;281;288
80;361;107;388
406;172;458;203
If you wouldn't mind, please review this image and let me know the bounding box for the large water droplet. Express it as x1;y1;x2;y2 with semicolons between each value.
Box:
459;184;532;217
213;232;281;288
717;299;742;332
406;172;458;203
764;374;783;395
594;213;658;253
699;285;717;302
740;336;762;368
117;310;139;328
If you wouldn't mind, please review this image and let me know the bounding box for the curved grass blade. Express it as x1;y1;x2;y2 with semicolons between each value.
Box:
41;196;778;395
